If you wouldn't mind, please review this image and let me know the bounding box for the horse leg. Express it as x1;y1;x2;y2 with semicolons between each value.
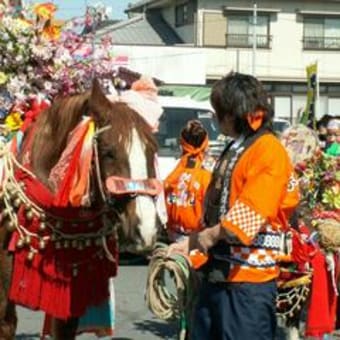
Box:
51;317;79;340
0;229;16;340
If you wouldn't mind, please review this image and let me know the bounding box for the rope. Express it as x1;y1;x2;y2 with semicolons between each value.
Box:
145;243;198;340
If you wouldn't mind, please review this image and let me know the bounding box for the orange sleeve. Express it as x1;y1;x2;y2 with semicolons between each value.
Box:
221;136;293;245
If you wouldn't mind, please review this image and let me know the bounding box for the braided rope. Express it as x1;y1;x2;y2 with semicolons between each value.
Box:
145;243;198;340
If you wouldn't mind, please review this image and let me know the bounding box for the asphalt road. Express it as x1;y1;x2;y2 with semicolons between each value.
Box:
16;262;177;340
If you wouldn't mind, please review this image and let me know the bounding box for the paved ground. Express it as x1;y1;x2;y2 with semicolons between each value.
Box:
16;261;177;339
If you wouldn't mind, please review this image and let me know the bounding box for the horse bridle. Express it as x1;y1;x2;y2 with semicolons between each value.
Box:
93;124;112;204
92;124;162;207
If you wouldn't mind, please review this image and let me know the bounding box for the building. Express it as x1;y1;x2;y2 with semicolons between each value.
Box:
99;0;340;121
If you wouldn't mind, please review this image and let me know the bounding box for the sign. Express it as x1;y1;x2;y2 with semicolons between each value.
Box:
301;62;318;129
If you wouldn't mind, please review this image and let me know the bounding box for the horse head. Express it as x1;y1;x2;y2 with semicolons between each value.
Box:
87;79;163;252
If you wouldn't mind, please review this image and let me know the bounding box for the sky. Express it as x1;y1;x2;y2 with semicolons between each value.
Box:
30;0;133;20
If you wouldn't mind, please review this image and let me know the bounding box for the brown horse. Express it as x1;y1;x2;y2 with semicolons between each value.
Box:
0;79;163;339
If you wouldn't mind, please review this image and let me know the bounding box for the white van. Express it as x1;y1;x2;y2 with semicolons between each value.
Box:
155;96;291;179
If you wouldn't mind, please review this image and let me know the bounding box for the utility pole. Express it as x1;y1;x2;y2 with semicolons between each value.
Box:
252;1;257;76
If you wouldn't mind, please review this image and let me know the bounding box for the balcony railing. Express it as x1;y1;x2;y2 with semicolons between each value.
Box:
226;34;271;48
303;36;340;50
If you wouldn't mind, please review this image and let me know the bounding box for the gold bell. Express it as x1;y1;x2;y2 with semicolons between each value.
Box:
27;251;35;262
13;198;21;208
39;222;46;231
3;208;11;217
5;220;16;232
85;239;91;247
25;235;31;245
26;210;34;220
39;239;46;250
71;240;78;248
16;238;25;248
64;240;70;248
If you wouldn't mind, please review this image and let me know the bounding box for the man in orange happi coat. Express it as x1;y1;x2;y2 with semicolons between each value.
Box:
168;72;299;340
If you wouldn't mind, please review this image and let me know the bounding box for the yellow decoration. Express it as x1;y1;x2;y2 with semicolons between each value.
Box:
42;23;61;41
4;112;23;131
0;72;8;85
33;3;57;20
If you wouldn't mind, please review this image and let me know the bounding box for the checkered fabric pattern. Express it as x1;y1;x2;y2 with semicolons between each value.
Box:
225;200;266;240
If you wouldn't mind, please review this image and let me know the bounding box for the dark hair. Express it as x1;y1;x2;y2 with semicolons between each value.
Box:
181;119;207;148
210;72;274;135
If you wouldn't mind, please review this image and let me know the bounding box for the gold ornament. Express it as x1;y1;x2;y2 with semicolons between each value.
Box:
13;198;21;208
39;239;46;250
85;239;91;247
71;240;78;248
27;251;35;261
39;222;46;231
16;238;25;248
25;235;31;245
5;220;16;232
64;240;70;248
26;210;34;220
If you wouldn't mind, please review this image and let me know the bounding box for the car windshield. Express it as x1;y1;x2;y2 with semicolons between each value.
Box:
155;107;221;157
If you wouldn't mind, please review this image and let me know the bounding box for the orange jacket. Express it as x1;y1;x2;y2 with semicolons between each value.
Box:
164;136;212;233
219;134;300;282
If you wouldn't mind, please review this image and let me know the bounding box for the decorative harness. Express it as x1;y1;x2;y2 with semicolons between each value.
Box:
0;122;162;275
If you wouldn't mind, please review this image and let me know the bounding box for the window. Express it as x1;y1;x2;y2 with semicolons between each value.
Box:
155;108;220;157
175;1;196;27
303;17;340;49
226;14;271;48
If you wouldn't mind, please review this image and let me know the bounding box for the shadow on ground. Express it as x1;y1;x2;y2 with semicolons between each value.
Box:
133;319;177;339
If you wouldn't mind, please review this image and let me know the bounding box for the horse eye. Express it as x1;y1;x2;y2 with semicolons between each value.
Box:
100;149;116;160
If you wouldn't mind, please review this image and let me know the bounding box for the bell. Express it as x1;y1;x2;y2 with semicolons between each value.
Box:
26;210;34;220
27;251;35;262
5;220;16;232
16;238;25;248
64;240;70;248
85;239;91;247
25;235;31;245
3;208;11;217
39;222;46;231
13;198;21;208
39;239;46;250
55;242;61;249
71;240;78;248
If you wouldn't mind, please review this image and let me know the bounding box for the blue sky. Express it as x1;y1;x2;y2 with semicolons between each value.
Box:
31;0;132;20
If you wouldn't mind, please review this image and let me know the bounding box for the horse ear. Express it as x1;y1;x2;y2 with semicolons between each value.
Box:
89;78;111;122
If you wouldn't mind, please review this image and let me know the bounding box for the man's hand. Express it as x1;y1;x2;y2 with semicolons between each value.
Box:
167;237;190;257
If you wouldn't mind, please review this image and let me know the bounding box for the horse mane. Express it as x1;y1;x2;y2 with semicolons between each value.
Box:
29;92;91;184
